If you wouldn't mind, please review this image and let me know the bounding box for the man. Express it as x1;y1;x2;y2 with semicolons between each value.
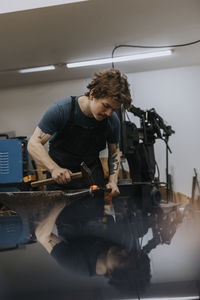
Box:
35;198;151;289
35;201;133;277
28;69;132;196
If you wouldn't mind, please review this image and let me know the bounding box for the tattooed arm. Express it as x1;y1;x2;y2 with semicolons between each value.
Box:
106;143;120;196
28;126;53;170
39;233;62;254
35;202;66;254
28;126;72;184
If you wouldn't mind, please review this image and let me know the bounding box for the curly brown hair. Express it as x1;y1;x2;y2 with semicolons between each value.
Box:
108;249;151;294
85;69;132;109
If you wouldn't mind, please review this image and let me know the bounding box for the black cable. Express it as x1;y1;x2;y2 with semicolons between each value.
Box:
134;279;141;300
125;109;131;122
111;39;200;68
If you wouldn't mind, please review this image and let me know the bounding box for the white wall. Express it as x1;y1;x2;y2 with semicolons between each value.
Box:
127;65;200;196
0;78;89;138
0;65;199;196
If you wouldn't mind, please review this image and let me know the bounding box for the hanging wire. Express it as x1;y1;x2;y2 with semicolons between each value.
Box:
111;39;200;68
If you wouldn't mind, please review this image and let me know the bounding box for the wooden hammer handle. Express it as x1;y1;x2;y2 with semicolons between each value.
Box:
31;172;82;187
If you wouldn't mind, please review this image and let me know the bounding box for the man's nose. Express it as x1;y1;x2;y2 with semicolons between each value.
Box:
105;108;113;116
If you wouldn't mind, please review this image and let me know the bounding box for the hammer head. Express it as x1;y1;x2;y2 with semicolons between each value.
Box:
80;162;95;186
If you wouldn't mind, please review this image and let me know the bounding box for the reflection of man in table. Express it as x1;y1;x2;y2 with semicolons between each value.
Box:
35;196;151;290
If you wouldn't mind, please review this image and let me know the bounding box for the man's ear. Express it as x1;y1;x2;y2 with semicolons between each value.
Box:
89;90;93;100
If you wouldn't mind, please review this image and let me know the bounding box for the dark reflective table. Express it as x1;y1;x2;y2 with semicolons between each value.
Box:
0;186;200;300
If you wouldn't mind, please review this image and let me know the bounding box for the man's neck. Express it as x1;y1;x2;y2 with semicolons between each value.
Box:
78;96;93;117
96;251;108;275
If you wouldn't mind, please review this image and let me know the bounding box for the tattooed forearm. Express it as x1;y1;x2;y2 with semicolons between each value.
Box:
48;239;57;247
37;131;46;139
108;153;119;175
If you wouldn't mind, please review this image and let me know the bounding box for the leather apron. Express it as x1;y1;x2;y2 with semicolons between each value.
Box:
48;96;107;189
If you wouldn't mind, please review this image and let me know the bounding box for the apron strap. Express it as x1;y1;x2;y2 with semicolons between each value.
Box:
68;96;76;123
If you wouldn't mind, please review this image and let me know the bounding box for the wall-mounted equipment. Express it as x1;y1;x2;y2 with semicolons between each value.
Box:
0;135;29;190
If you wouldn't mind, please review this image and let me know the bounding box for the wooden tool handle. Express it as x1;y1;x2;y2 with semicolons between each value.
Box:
31;172;82;187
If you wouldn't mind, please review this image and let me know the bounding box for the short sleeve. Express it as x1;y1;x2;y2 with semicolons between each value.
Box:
50;241;91;276
50;238;110;277
38;98;72;135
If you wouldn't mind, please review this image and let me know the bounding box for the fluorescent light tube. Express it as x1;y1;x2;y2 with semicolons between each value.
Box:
66;49;173;68
18;65;55;73
123;297;199;300
0;0;88;14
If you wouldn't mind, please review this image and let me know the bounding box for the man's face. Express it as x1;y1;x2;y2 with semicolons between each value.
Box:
90;97;121;121
106;246;128;275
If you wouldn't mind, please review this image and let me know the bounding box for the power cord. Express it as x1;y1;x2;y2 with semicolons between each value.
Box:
111;39;200;68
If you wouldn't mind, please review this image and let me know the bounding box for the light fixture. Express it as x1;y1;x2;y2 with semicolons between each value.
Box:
123;297;199;300
66;49;173;68
18;65;56;73
0;0;88;14
17;49;172;74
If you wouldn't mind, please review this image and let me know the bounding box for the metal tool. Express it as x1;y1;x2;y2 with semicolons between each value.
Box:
80;162;95;186
86;185;116;222
31;171;82;188
103;191;116;222
80;162;116;222
28;161;117;221
0;189;96;222
31;161;95;188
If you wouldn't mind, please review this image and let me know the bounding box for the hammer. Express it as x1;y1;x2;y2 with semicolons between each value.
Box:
31;161;116;221
80;162;111;192
31;162;97;188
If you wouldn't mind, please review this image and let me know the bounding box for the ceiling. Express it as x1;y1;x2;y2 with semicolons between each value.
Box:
0;0;200;89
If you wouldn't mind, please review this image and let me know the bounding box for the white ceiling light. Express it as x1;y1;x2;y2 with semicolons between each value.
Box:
18;65;55;73
0;0;88;14
17;49;172;73
123;297;199;300
66;49;173;68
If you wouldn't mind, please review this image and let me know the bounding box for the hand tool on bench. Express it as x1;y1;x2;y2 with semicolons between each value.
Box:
0;161;108;215
0;161;116;224
14;161;116;221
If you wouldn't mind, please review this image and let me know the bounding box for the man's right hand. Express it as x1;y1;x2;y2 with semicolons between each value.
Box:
51;166;72;184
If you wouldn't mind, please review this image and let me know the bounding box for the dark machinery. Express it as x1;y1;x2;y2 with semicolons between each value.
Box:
118;104;175;209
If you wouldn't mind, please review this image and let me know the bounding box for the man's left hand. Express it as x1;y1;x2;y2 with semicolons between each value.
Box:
106;182;120;197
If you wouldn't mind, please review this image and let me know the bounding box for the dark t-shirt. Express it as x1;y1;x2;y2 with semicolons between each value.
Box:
50;237;111;276
55;196;138;252
38;96;120;144
50;197;150;276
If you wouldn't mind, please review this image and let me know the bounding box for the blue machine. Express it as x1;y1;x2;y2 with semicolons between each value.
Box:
0;139;23;184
